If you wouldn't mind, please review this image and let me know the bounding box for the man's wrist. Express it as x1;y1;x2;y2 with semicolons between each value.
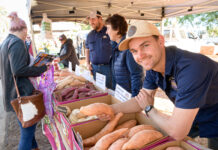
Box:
145;105;154;117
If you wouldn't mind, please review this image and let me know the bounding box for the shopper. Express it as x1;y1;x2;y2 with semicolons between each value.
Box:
105;14;144;96
25;35;33;56
56;34;79;71
99;20;218;149
85;10;112;88
0;12;48;150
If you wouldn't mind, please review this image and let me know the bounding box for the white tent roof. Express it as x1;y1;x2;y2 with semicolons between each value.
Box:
30;0;218;24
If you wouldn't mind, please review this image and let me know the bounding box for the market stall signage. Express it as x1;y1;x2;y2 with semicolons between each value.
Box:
75;65;81;76
95;72;106;90
82;69;92;82
115;84;131;102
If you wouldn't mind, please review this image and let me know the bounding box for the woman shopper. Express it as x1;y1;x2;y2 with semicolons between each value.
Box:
54;34;79;71
0;12;48;150
105;14;144;96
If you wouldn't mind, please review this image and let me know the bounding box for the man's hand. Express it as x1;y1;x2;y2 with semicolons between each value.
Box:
135;89;154;109
87;63;92;71
97;114;112;121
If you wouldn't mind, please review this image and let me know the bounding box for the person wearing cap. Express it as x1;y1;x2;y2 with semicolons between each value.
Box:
98;20;218;149
55;34;79;71
105;14;144;97
85;10;112;89
0;12;48;150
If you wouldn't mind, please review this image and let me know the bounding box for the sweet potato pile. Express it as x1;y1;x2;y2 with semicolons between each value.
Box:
53;83;104;102
54;69;87;89
80;103;164;150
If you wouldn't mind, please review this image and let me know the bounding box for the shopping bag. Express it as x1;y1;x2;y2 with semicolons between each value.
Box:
38;65;56;118
10;77;45;128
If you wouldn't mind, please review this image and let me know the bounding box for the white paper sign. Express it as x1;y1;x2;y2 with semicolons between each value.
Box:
95;72;106;90
75;65;80;76
68;62;73;72
115;84;131;102
82;69;92;81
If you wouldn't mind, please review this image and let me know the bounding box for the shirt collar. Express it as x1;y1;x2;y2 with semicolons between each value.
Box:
94;26;107;34
165;46;175;76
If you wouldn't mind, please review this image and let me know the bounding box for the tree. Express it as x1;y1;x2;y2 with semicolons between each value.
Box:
81;23;91;30
177;11;218;37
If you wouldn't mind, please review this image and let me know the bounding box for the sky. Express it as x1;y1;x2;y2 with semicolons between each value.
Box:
0;0;29;23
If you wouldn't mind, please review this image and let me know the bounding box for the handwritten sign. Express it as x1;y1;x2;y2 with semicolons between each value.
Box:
115;84;131;102
82;69;92;81
68;62;73;72
95;72;106;90
75;65;80;76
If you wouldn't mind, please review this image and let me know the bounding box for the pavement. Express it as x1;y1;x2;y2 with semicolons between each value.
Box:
0;79;6;149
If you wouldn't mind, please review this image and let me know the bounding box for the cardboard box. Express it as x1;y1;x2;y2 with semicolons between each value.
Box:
53;92;108;106
151;140;198;150
55;94;166;150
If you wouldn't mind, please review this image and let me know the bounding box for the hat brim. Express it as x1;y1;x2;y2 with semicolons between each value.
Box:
86;14;102;20
119;34;153;51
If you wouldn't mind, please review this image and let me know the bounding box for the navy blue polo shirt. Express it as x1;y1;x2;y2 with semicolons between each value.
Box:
85;26;112;65
143;46;218;138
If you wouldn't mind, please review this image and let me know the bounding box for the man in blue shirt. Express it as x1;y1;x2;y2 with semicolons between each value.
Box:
99;20;218;149
85;11;112;88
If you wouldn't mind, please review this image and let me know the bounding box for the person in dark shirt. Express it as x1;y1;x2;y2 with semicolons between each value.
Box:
55;34;79;71
85;10;112;88
0;12;48;150
105;14;144;96
98;20;218;149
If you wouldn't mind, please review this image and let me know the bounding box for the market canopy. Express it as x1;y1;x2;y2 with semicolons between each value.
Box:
30;0;218;24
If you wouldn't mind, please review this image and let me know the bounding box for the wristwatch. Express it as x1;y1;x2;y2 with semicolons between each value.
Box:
145;105;153;117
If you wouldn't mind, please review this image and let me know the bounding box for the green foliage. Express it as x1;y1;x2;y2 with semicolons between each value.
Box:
164;11;218;37
164;18;172;26
81;23;91;30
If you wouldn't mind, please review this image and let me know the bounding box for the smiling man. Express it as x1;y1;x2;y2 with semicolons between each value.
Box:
99;20;218;149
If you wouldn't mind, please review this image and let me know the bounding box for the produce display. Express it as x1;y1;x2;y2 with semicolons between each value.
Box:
80;103;115;119
114;119;137;130
42;66;201;150
53;83;104;102
81;103;164;150
93;128;129;150
122;130;163;149
83;112;123;146
128;124;155;137
108;137;129;150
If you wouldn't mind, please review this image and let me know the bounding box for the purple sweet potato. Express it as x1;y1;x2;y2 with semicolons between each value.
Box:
61;87;76;97
78;87;91;93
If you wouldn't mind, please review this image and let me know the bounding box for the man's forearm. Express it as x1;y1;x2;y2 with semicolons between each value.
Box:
85;49;90;64
147;108;188;140
111;98;142;114
148;108;171;135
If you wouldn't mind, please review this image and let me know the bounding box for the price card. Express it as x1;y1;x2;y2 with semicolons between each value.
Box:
68;62;73;72
95;72;106;90
75;65;80;76
82;69;92;81
115;84;131;102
